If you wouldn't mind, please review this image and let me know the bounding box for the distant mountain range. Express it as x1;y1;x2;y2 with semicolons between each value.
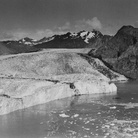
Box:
2;30;104;46
0;30;109;55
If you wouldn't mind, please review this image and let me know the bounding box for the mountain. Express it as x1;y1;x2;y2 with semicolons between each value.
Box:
33;30;104;49
0;42;15;55
89;25;138;58
3;37;37;46
0;38;39;55
88;25;138;79
18;37;37;46
0;30;104;56
36;36;55;44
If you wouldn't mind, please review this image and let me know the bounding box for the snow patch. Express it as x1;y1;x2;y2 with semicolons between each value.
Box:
87;32;95;39
84;32;95;43
32;39;37;42
79;31;95;43
35;36;55;45
84;39;89;43
73;114;79;118
109;106;117;109
80;31;88;38
70;33;77;37
24;42;32;45
59;113;69;118
44;36;54;42
7;42;11;44
22;39;25;42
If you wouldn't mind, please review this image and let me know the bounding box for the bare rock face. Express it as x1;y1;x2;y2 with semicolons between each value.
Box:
90;25;138;59
111;45;138;79
88;25;138;79
0;51;124;115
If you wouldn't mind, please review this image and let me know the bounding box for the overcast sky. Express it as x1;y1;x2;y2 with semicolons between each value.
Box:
0;0;138;40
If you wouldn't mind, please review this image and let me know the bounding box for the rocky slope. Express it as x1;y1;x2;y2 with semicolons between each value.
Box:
0;50;127;115
89;25;138;79
111;44;138;79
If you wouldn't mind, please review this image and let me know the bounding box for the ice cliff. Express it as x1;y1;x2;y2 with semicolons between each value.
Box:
0;51;126;115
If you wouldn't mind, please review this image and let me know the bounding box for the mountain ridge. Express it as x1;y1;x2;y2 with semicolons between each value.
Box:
0;29;107;55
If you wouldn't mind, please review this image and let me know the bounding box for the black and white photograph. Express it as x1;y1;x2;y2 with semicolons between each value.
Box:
0;0;138;137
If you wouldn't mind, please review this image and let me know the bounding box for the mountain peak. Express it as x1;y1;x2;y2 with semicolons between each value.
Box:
116;25;137;35
114;25;138;44
120;25;135;30
22;37;37;42
18;37;37;45
76;30;103;43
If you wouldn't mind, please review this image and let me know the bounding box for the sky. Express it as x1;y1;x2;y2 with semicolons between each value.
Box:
0;0;138;40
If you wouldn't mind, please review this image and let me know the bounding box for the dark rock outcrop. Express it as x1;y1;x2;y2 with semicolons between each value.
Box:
88;25;138;79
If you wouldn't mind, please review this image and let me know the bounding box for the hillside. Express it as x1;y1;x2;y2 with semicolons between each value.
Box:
88;25;138;79
0;42;15;55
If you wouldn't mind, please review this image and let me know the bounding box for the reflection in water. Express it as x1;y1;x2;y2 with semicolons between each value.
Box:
0;81;138;138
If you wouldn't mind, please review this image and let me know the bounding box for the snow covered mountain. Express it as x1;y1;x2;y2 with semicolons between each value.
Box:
2;30;103;47
0;38;39;55
18;37;37;46
3;37;37;46
77;30;102;43
34;30;103;49
88;25;138;79
0;30;104;55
